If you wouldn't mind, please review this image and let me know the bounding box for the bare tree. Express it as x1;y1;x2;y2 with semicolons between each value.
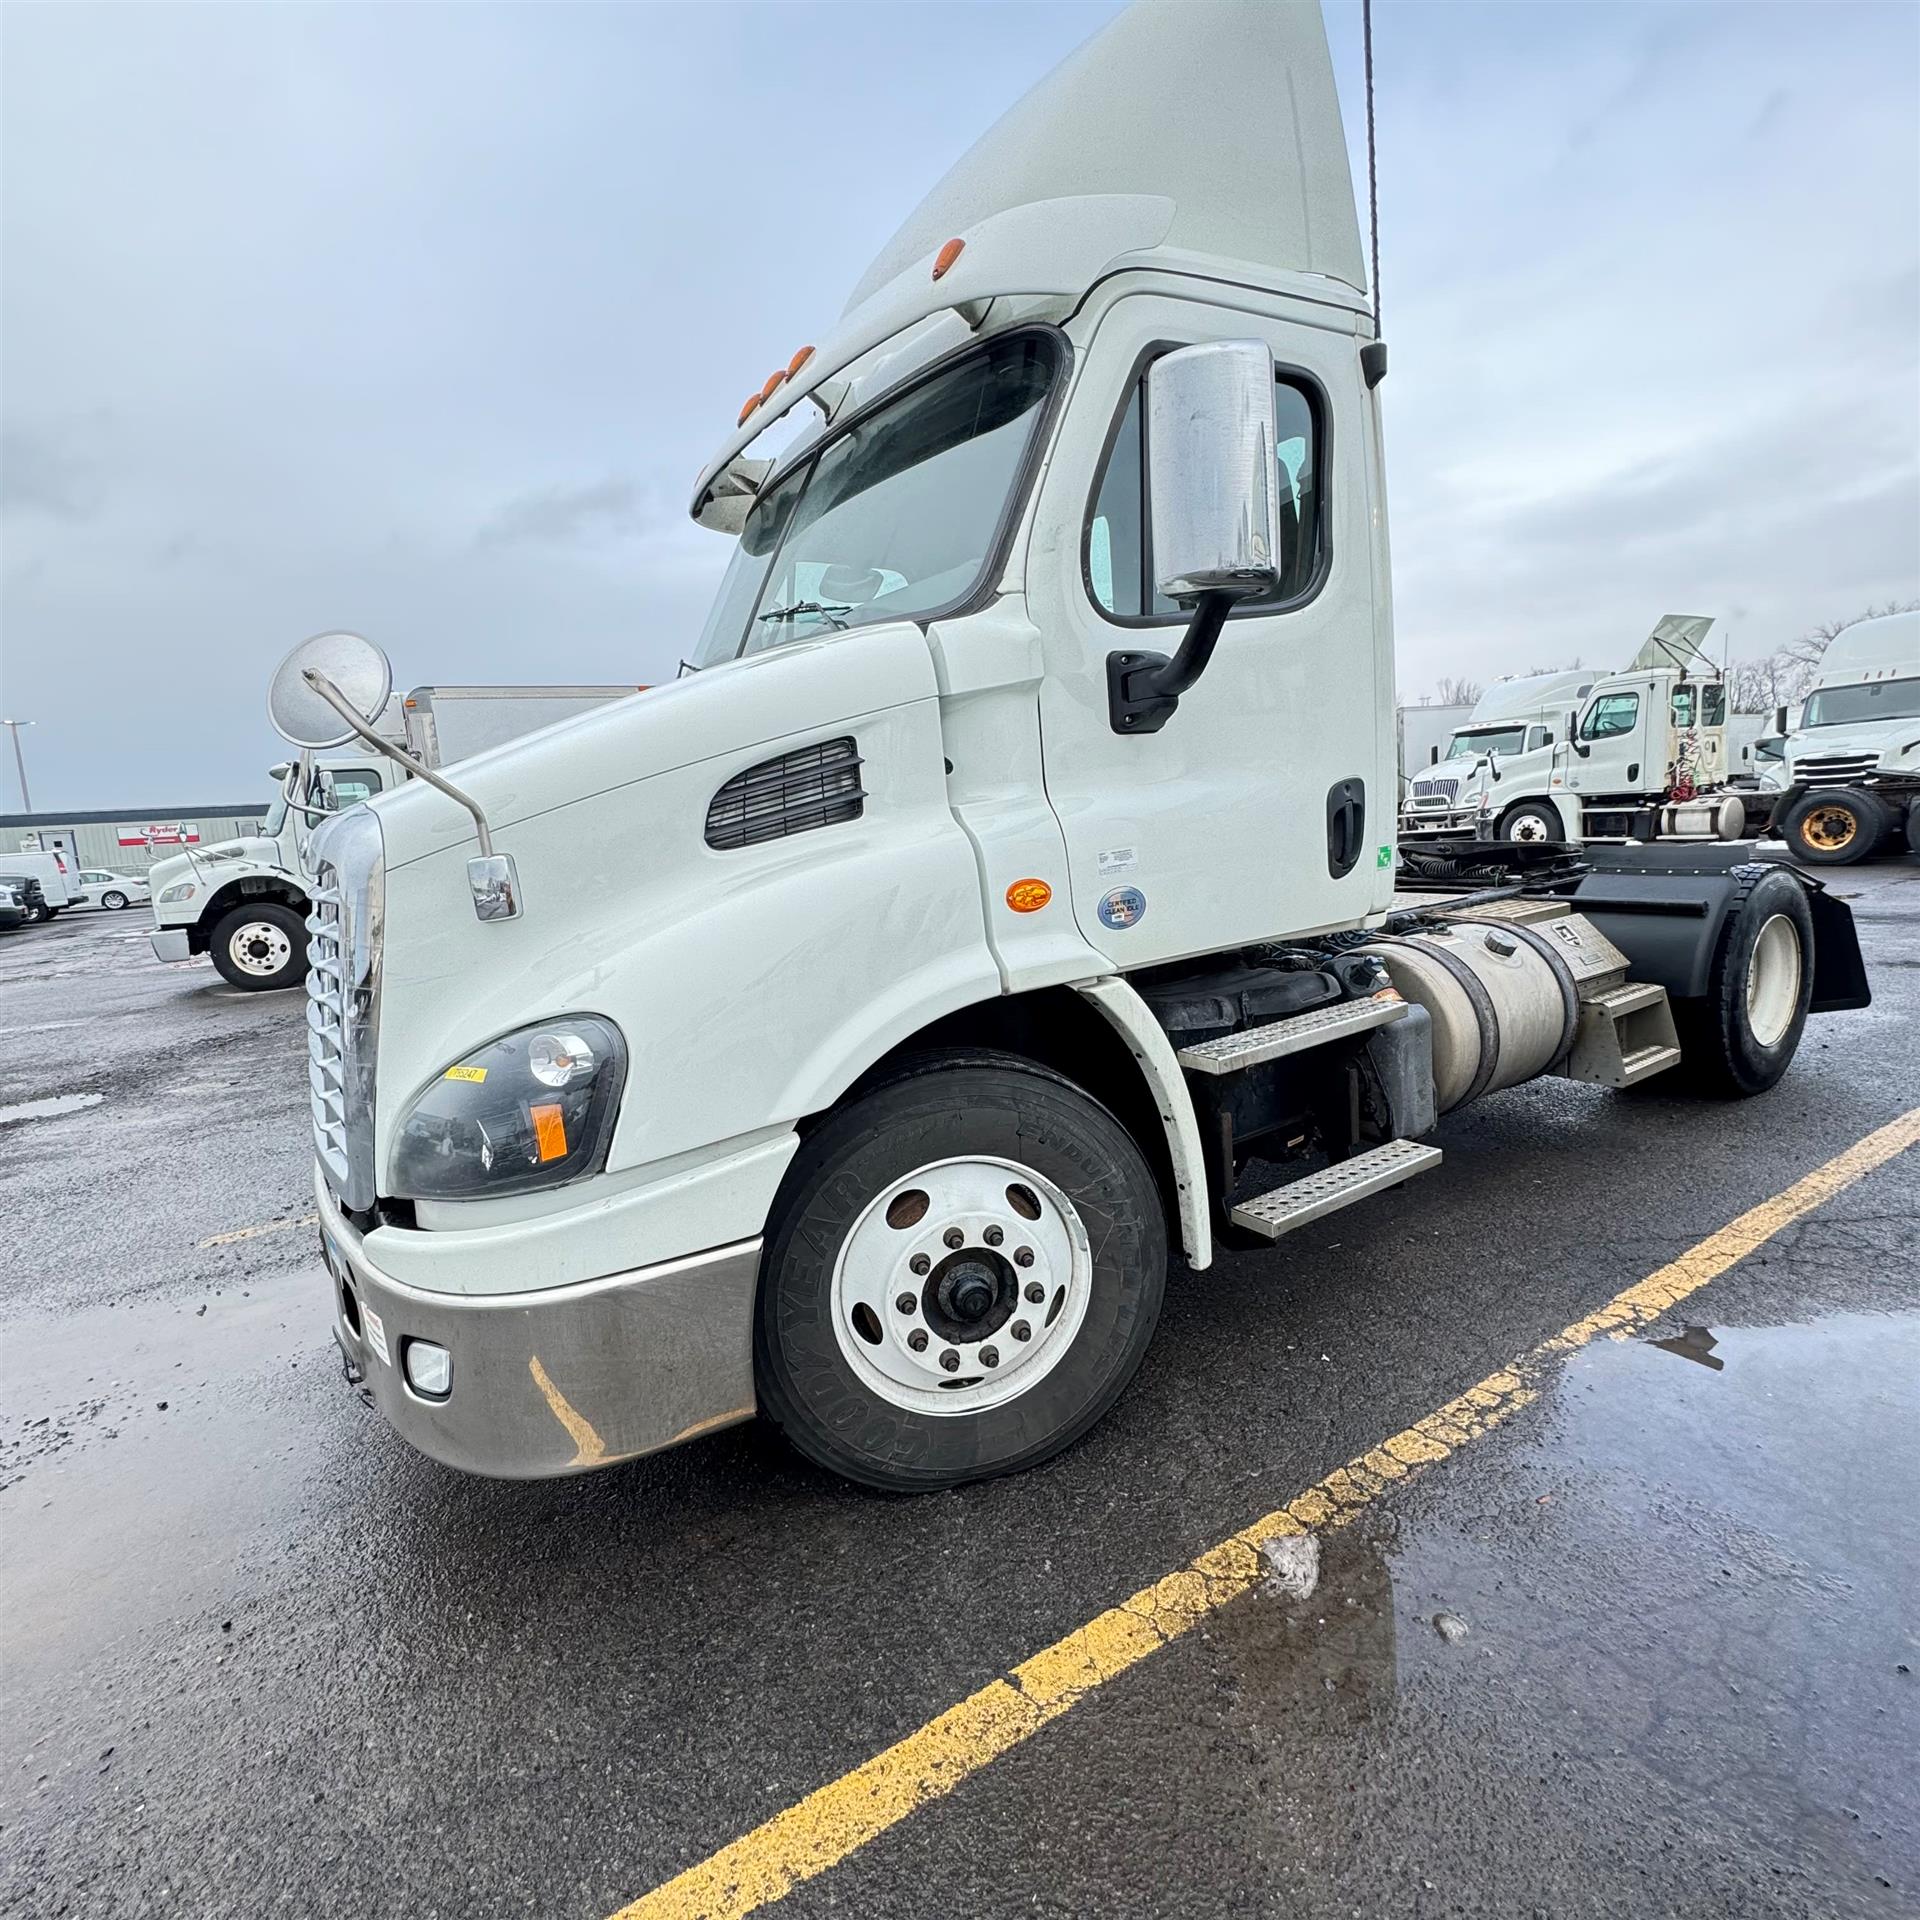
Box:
1433;675;1482;708
1729;600;1919;714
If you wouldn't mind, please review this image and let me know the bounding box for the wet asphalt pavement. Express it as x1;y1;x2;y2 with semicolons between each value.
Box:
3;866;1917;1920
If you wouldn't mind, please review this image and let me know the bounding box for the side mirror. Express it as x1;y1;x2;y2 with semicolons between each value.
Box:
1568;708;1589;757
1109;340;1279;734
268;761;293;782
267;631;393;749
1429;745;1440;765
1525;725;1548;752
1774;705;1788;734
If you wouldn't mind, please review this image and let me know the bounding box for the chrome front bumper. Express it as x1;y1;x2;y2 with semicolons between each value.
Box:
150;929;193;963
316;1176;760;1479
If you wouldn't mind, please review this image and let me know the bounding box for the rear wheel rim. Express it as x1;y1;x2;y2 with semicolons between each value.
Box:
103;892;127;909
1802;805;1856;852
1746;912;1802;1047
829;1155;1091;1416
229;921;292;977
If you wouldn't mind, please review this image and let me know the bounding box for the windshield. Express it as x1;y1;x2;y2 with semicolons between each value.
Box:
1444;726;1527;759
690;332;1059;668
1801;677;1920;728
1754;736;1784;762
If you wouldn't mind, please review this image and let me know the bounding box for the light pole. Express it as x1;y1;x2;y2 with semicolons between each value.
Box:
1;718;33;811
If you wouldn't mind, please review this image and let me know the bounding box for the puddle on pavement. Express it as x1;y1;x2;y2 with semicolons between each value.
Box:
1182;1310;1920;1910
0;1092;104;1126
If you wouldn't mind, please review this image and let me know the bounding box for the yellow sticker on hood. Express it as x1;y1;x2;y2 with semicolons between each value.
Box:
444;1065;487;1083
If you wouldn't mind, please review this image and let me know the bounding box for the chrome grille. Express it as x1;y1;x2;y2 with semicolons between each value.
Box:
1408;776;1459;809
1792;752;1879;782
306;862;351;1195
304;809;383;1211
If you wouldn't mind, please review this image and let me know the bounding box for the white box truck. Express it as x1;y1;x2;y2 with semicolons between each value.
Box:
151;674;639;989
1768;612;1920;864
278;0;1868;1493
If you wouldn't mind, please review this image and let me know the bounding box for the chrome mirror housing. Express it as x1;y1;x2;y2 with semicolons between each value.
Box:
1146;339;1281;604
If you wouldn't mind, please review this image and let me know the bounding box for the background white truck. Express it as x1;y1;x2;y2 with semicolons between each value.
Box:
151;674;639;989
1766;611;1920;865
1398;617;1767;847
1401;668;1596;821
282;0;1868;1496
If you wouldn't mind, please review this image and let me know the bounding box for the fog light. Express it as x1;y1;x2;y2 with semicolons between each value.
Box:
403;1339;452;1400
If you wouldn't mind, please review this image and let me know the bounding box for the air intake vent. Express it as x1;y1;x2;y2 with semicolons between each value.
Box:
706;736;865;851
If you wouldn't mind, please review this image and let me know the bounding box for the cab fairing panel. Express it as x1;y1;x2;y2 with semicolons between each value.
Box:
365;626;1000;1196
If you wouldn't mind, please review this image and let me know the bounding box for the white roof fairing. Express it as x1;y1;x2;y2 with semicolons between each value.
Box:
691;0;1365;528
845;0;1366;313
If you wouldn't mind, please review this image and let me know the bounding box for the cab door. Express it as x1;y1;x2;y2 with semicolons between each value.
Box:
1024;288;1386;967
1570;679;1655;794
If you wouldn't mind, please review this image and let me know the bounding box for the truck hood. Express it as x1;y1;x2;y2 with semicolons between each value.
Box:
363;625;934;876
147;837;286;890
1788;716;1920;771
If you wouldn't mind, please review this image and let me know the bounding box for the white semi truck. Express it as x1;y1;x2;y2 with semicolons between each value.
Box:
152;678;637;989
1768;611;1920;865
282;0;1868;1493
1401;668;1596;820
1398;617;1766;847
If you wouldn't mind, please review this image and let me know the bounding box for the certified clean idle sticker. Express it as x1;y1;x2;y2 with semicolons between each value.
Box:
1097;886;1147;930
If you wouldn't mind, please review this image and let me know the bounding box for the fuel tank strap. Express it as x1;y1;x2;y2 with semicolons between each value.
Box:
1361;932;1502;1109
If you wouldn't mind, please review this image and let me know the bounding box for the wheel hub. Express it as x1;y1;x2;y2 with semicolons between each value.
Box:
829;1155;1092;1416
1804;807;1855;851
231;922;292;976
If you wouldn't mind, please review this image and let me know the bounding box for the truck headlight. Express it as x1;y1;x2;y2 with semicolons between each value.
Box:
159;883;197;903
392;1015;626;1200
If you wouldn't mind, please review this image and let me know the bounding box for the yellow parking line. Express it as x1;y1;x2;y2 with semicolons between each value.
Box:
614;1104;1920;1920
197;1214;319;1248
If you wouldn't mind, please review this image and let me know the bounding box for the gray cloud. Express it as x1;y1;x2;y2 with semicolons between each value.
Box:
478;478;651;550
0;425;100;521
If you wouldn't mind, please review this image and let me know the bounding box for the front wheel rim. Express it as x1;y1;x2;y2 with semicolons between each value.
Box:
1746;913;1803;1047
229;921;293;976
1508;813;1552;843
104;892;126;909
1803;806;1856;851
829;1155;1092;1416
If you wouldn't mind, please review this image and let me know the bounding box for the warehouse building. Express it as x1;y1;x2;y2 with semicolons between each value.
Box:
2;804;268;876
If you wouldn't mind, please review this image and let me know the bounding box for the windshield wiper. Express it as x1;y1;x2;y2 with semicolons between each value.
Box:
758;600;853;630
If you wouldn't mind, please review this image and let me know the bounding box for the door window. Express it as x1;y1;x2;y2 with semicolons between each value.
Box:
1670;686;1695;728
326;770;381;809
1581;692;1641;740
1087;364;1323;619
1701;683;1726;725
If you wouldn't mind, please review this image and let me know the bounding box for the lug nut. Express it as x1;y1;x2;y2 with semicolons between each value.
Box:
943;1227;965;1249
982;1224;1004;1247
980;1346;999;1368
895;1292;916;1314
909;1253;931;1275
907;1329;929;1352
1014;1246;1035;1268
939;1348;960;1373
1011;1320;1031;1342
1024;1281;1044;1303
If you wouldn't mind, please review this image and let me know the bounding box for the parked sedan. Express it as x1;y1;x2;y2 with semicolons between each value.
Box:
74;868;152;911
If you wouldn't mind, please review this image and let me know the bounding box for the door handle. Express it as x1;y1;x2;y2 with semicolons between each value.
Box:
1326;778;1366;879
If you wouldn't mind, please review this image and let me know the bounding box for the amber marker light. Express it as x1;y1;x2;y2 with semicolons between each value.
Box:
787;345;815;377
1006;879;1052;913
737;394;760;426
530;1103;569;1163
932;237;965;281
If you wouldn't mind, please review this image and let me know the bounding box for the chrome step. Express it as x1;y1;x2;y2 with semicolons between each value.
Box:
1229;1139;1443;1241
1561;976;1682;1089
1617;1042;1684;1084
1176;997;1408;1076
1582;980;1667;1016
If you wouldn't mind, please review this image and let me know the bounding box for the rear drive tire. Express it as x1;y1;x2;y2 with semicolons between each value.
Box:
102;890;129;910
1779;788;1886;866
1498;801;1563;844
754;1051;1167;1491
209;902;307;992
1668;867;1815;1098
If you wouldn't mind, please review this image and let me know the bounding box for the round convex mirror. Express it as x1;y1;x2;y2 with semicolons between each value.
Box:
266;631;394;749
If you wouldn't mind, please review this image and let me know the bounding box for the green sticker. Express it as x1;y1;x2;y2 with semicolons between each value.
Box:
1376;845;1393;868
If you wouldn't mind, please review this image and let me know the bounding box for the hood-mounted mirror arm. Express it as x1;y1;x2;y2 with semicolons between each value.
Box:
300;669;523;922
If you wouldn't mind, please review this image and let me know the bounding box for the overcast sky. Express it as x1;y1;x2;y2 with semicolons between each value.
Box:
2;0;1915;810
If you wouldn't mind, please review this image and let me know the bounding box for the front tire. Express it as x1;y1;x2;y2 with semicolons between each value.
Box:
209;902;307;991
755;1052;1167;1491
101;890;129;910
1668;867;1815;1097
1497;801;1563;844
1779;788;1886;866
